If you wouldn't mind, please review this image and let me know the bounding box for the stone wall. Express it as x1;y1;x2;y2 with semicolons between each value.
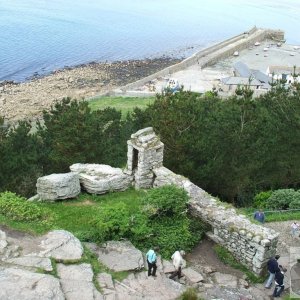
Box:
153;166;279;275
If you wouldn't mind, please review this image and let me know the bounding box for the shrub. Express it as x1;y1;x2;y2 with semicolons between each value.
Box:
141;186;203;258
265;189;296;210
253;191;272;208
179;288;199;300
151;217;197;258
92;202;151;243
142;185;188;218
90;186;205;258
289;191;300;209
0;191;53;223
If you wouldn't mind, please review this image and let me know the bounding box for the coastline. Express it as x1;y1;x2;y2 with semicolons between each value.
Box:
0;57;180;122
0;27;287;122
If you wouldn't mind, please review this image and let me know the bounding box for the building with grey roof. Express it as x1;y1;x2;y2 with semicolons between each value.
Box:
220;76;262;92
233;61;252;78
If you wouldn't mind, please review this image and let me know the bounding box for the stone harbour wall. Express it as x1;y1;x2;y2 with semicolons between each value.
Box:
119;27;284;93
153;166;279;275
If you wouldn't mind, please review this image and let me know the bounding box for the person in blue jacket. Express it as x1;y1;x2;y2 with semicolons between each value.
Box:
254;209;265;223
146;247;159;277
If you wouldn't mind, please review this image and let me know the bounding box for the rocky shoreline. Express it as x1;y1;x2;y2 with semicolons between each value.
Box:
0;57;181;122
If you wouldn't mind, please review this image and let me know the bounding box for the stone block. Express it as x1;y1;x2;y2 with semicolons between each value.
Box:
36;172;80;201
0;267;64;299
182;268;204;283
39;230;83;261
97;241;144;272
97;273;114;290
162;260;175;274
5;256;53;272
261;239;271;247
57;263;103;300
70;163;132;194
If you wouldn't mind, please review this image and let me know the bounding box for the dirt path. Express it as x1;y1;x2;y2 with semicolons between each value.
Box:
264;220;300;255
0;225;43;255
186;238;244;278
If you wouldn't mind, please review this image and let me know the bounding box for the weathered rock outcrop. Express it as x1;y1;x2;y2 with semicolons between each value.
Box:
57;263;103;300
0;230;19;259
0;226;280;300
36;173;80;201
70;163;132;194
97;273;116;299
5;256;53;272
114;272;186;300
38;230;83;261
0;267;64;300
182;267;204;284
87;241;144;272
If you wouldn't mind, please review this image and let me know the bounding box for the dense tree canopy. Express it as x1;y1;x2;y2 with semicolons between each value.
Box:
141;85;300;205
1;85;300;205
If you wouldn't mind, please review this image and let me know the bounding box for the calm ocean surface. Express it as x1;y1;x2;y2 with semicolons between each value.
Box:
0;0;299;82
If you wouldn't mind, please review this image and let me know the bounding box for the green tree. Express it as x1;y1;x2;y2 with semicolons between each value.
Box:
0;121;43;197
130;87;300;205
38;98;127;173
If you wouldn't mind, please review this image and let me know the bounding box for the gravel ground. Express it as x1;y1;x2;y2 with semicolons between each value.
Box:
264;220;300;255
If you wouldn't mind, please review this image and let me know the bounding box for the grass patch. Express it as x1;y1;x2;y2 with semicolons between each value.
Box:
178;288;201;300
213;245;265;284
88;96;154;118
240;207;300;222
0;186;206;262
0;189;145;236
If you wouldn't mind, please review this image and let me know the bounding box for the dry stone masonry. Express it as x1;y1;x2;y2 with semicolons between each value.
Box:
153;166;279;275
124;127;164;189
32;128;279;275
70;163;132;194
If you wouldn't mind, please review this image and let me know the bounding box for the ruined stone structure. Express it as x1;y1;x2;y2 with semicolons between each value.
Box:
33;127;279;275
70;163;132;194
124;127;164;189
125;128;279;275
153;167;279;275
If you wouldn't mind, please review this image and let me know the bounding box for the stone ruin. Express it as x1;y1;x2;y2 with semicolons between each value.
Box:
33;127;279;275
124;127;164;189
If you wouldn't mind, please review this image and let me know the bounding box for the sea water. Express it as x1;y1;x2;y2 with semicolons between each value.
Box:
0;0;299;82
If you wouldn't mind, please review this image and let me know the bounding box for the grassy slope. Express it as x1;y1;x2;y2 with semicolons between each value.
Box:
88;96;154;117
0;189;145;236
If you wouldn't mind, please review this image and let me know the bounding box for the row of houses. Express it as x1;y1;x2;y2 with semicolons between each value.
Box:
219;62;300;93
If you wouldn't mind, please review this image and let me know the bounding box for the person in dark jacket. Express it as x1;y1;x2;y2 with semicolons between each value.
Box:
265;255;280;288
254;209;265;223
273;265;287;297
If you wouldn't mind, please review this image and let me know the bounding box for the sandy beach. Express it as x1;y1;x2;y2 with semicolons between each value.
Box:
0;57;180;122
